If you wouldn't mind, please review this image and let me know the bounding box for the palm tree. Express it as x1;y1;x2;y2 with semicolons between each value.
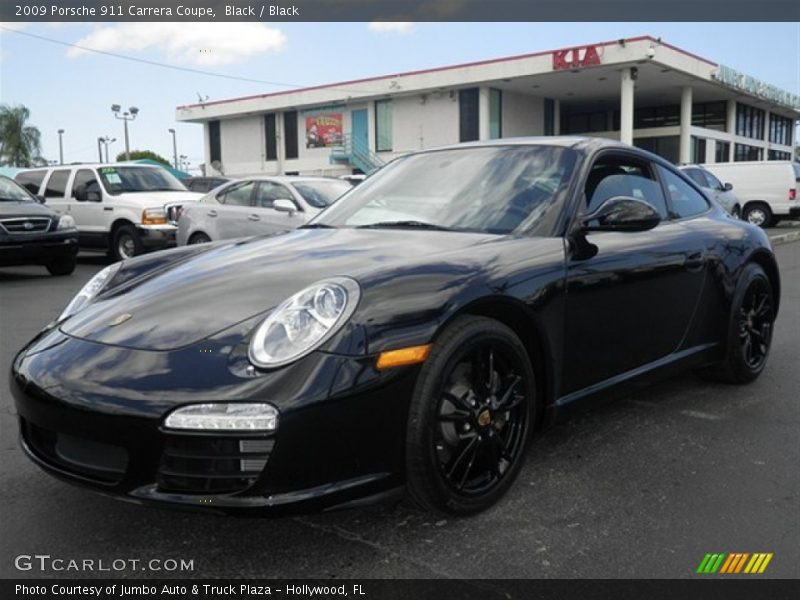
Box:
0;104;44;167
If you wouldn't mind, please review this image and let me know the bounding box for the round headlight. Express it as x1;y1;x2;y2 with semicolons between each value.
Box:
248;277;360;369
56;215;76;230
58;262;122;322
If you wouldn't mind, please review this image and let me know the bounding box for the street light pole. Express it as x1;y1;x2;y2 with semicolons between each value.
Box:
97;137;103;162
111;104;139;161
104;138;116;163
57;129;64;164
168;128;178;169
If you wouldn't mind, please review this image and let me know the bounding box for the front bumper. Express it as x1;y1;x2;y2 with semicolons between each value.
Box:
0;231;78;267
137;224;177;252
11;327;414;515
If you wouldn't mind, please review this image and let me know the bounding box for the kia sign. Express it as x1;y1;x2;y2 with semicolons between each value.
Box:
552;45;602;70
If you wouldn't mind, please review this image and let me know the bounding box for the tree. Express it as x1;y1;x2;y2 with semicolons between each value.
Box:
116;149;171;166
0;104;44;167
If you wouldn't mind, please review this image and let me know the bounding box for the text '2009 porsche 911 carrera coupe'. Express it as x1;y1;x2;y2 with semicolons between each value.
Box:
11;138;779;516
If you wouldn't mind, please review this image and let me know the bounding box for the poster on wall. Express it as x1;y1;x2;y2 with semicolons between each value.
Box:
305;113;343;148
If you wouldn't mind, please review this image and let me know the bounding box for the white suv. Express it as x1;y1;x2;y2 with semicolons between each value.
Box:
15;164;202;260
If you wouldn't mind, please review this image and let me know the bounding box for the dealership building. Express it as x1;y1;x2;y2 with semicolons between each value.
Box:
175;35;800;178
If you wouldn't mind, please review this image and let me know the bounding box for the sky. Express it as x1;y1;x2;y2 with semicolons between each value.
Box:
0;22;799;172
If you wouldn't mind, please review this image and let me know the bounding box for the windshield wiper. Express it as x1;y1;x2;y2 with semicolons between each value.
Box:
301;223;337;229
356;220;451;231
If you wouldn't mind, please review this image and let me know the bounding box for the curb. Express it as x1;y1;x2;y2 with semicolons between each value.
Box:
769;230;800;246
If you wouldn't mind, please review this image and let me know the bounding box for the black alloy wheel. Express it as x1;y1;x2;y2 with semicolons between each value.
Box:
697;263;775;384
406;316;536;515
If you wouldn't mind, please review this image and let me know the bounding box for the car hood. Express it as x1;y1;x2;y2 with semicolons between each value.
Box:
0;200;56;219
60;228;507;351
113;190;202;206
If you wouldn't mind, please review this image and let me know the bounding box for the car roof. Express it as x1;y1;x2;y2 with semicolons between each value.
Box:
228;175;347;184
429;136;630;153
16;163;165;172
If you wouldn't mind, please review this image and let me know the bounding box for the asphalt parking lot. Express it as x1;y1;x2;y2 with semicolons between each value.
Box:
1;241;798;580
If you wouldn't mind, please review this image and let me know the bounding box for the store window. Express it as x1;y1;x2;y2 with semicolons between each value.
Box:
691;137;707;163
489;89;502;139
734;143;764;161
692;102;727;131
284;111;298;159
768;114;793;146
544;99;555;136
715;141;731;163
459;88;479;142
561;111;607;134
767;149;791;161
634;105;680;129
736;103;765;140
208;120;221;165
265;114;277;161
633;136;679;164
375;100;393;152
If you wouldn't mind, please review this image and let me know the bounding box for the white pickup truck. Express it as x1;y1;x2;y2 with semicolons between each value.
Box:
15;163;202;260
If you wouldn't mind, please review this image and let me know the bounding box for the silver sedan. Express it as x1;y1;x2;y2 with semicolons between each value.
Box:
679;165;741;218
177;176;352;245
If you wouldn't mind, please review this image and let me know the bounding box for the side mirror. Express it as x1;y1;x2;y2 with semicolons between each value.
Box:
273;198;297;215
581;196;661;233
36;195;46;204
723;182;733;191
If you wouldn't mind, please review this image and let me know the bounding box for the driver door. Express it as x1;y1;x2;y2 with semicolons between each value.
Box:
561;153;707;396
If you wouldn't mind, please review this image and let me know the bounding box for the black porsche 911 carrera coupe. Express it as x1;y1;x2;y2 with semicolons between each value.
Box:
12;138;779;516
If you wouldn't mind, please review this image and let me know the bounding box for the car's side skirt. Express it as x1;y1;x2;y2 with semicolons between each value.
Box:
552;342;719;419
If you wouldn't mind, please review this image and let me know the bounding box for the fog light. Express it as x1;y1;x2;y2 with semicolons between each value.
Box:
164;403;278;431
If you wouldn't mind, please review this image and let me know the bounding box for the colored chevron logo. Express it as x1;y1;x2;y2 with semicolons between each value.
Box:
696;552;773;574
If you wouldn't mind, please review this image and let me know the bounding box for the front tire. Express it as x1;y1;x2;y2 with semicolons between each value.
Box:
698;263;775;384
406;316;536;515
110;225;142;261
188;232;211;245
46;255;76;276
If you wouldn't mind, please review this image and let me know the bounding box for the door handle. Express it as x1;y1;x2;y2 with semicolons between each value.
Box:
248;214;260;221
207;210;218;217
684;251;705;272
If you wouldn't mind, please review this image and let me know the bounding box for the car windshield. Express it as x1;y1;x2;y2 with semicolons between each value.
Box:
311;145;578;235
291;180;352;209
98;166;187;195
0;176;35;202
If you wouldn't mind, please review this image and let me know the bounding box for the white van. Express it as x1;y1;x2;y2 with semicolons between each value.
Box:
16;164;202;260
701;160;800;227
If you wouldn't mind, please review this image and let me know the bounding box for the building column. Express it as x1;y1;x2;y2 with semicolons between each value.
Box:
726;100;737;161
478;87;491;141
679;86;693;164
553;99;561;135
619;68;635;145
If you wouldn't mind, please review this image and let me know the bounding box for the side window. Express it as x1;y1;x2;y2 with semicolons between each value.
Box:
255;182;294;209
43;170;70;198
703;170;724;191
72;169;99;200
657;165;710;219
585;158;668;218
216;181;254;206
15;170;46;194
684;168;708;188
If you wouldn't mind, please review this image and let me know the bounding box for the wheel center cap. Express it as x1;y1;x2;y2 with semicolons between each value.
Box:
477;410;492;427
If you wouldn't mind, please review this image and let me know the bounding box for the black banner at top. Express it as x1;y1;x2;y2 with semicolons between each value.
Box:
2;0;800;22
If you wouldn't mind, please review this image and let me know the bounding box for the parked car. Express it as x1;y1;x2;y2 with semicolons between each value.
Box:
15;164;202;260
12;138;779;516
679;164;740;218
177;176;352;245
0;175;79;275
701;160;800;227
183;176;230;193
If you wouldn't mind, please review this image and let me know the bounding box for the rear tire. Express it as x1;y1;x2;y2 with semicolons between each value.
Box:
110;225;142;261
696;263;774;384
406;316;536;516
46;255;76;276
742;203;773;228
